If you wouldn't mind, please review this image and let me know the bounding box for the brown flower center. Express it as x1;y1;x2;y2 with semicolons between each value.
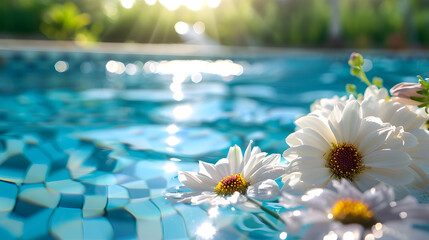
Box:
326;143;364;181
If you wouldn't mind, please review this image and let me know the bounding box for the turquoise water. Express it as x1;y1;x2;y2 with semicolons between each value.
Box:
1;49;428;239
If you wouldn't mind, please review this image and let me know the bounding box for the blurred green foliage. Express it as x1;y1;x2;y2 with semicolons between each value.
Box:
1;0;429;48
40;2;102;44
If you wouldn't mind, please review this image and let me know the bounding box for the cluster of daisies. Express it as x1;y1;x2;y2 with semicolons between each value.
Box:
167;54;429;239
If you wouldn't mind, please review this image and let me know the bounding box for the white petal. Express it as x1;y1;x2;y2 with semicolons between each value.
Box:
239;141;254;174
409;129;429;140
243;140;253;164
354;116;387;144
340;100;361;142
199;161;222;182
400;132;419;149
283;145;325;162
363;149;411;168
286;132;302;147
352;174;379;192
242;152;267;179
295;116;336;143
262;153;281;165
247;165;286;184
300;167;332;185
364;167;414;185
332;180;363;200
190;192;218;205
286;156;326;172
380;222;429;240
357;127;391;156
178;171;217;191
295;128;331;152
214;158;231;177
227;145;243;175
361;97;379;118
326;101;347;139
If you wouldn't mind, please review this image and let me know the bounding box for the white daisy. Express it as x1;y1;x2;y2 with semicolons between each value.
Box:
310;86;387;119
167;141;285;206
283;100;416;192
361;85;427;132
310;95;349;118
361;85;429;189
280;180;429;240
307;85;429;190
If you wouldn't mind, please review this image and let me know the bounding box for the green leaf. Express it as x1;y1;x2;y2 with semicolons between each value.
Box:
418;103;427;108
410;96;427;102
419;79;429;89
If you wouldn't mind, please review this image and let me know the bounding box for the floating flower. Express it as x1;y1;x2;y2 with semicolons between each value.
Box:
167;141;285;206
280;180;429;240
308;85;429;191
361;85;429;189
283;100;416;192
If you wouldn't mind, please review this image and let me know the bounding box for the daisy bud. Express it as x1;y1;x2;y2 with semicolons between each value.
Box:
390;82;425;105
348;52;364;67
372;77;383;88
350;67;360;77
346;83;356;94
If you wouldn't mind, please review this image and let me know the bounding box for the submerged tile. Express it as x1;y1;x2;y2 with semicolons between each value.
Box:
49;207;83;240
19;184;60;208
125;199;162;240
0;181;19;211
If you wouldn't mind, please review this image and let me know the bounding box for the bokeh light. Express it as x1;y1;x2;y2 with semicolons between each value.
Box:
174;21;190;35
193;21;206;34
120;0;135;9
54;61;69;73
145;0;157;6
196;222;216;239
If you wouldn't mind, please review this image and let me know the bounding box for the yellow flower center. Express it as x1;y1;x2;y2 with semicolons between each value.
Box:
330;199;377;228
214;173;249;196
326;143;364;181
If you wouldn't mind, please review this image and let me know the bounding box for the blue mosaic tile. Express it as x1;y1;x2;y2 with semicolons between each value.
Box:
0;181;19;211
106;209;137;239
50;207;83;239
59;193;85;209
125;199;162;240
19;183;60;208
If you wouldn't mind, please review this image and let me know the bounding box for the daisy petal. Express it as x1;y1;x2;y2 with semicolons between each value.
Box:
364;167;414;185
364;149;411;168
247;165;286;184
357;127;391;156
340;100;361;142
295;116;335;143
178;171;217;191
227;145;243;175
300;167;332;186
199;161;222;182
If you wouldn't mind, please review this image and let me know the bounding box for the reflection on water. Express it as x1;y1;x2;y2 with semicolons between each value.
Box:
1;49;429;239
196;222;217;239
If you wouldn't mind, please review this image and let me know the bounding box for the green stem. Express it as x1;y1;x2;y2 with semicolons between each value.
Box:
358;66;371;86
245;195;285;225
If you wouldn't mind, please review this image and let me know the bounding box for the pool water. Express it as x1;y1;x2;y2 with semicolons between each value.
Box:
1;48;428;240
